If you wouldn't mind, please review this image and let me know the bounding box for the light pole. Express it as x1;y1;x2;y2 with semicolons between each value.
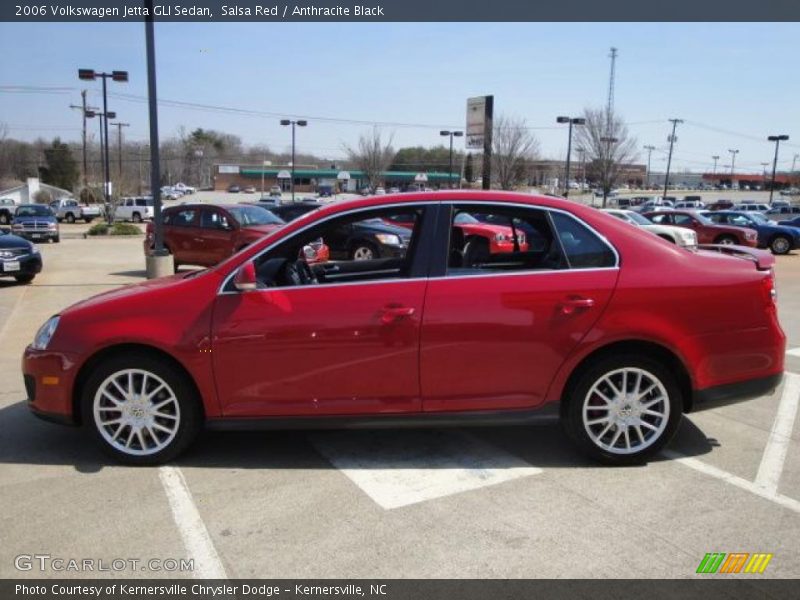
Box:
663;119;683;201
599;136;618;207
643;145;655;188
439;130;464;189
556;116;586;197
78;69;128;207
280;119;307;202
767;135;789;204
728;149;739;190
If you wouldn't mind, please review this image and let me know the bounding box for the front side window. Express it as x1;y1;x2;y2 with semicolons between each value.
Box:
201;210;231;230
169;209;196;227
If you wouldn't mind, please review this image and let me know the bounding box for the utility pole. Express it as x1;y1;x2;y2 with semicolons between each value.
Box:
69;90;98;192
767;135;790;204
663;119;683;201
643;145;655;188
711;155;720;184
728;149;739;190
111;122;130;183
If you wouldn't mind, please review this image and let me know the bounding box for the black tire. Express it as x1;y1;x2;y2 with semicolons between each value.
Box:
53;235;60;243
769;235;791;255
713;234;737;245
0;212;9;225
349;241;379;261
84;217;94;223
132;212;142;223
561;353;682;465
14;274;35;284
81;351;203;465
65;213;76;224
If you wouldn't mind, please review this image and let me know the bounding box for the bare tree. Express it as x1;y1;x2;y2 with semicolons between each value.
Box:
344;127;395;191
491;115;540;190
574;107;638;206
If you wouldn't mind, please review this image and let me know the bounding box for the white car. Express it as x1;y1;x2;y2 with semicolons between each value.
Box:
374;187;386;195
173;182;196;195
736;202;770;213
603;209;698;248
115;197;154;222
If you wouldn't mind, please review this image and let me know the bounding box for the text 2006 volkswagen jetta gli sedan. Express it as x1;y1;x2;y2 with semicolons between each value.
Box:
23;191;785;465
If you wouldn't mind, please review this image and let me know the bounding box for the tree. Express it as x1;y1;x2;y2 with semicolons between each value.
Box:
344;127;395;190
574;107;639;207
40;138;79;191
464;153;474;183
491;115;540;190
389;145;463;174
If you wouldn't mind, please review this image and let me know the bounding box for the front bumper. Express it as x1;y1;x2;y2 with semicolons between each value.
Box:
14;230;58;242
0;253;42;277
22;346;80;425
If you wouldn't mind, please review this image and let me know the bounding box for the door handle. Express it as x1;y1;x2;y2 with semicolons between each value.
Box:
560;297;595;315
380;305;415;324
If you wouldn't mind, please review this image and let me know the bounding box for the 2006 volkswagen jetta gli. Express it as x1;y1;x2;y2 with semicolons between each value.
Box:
22;191;785;465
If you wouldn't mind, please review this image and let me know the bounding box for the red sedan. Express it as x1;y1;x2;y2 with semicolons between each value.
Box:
643;210;758;247
24;192;784;465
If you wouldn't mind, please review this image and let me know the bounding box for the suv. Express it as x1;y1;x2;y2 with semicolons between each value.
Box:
11;204;59;243
736;202;770;213
674;200;705;209
115;197;154;222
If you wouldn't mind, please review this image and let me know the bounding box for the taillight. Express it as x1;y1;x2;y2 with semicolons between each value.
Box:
762;271;777;310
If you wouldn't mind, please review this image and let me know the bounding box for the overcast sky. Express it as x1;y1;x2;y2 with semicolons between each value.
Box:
1;21;799;173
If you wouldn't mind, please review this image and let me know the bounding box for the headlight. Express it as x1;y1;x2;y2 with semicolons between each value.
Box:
375;234;401;246
32;316;60;351
48;223;57;230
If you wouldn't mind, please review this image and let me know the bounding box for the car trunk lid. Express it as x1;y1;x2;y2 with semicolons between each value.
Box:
696;244;775;271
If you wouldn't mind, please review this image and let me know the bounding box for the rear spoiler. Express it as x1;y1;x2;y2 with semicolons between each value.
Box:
696;244;775;271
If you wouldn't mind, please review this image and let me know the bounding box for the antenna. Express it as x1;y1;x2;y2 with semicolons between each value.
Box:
606;47;617;124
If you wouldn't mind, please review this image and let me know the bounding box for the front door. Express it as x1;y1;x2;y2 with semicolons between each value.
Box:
211;203;433;417
421;203;619;412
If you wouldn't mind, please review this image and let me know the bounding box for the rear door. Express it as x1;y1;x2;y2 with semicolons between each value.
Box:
420;203;619;412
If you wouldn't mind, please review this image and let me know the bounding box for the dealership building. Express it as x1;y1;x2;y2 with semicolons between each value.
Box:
213;164;459;193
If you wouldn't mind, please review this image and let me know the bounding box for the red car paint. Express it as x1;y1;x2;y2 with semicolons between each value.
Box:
25;192;784;427
643;210;758;247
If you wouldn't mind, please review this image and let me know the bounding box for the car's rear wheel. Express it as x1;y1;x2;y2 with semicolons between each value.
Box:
82;352;202;465
132;212;142;223
714;234;737;245
562;354;682;465
350;242;378;261
0;213;9;225
769;235;791;255
65;213;76;224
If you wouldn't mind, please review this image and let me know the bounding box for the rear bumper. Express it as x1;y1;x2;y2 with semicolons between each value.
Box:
691;372;783;412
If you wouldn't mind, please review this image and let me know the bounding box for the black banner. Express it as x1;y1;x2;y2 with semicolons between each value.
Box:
2;0;800;22
2;579;797;600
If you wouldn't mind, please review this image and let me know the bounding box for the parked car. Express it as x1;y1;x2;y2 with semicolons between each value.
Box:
115;197;154;223
243;186;257;194
779;188;799;196
323;216;411;261
602;209;697;247
49;198;100;223
736;202;770;213
374;187;386;195
24;191;785;465
764;205;800;221
172;182;196;195
706;200;735;211
0;228;42;284
701;210;800;255
268;201;325;223
452;212;530;254
269;185;282;198
674;199;705;209
144;203;288;270
643;210;758;247
161;186;182;200
227;185;241;194
0;197;17;226
778;216;800;228
11;204;60;243
635;199;674;213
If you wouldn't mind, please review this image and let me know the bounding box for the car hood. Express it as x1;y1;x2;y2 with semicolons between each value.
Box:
0;232;33;248
354;221;410;236
459;222;518;236
242;223;283;236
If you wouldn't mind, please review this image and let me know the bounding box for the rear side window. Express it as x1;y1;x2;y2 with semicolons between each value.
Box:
549;212;616;269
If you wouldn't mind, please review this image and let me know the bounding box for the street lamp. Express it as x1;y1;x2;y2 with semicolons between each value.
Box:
767;135;790;204
78;69;128;208
440;130;464;189
728;149;739;191
280;119;307;202
556;116;586;197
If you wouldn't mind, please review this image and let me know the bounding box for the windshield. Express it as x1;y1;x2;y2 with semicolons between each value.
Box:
748;213;768;224
16;205;52;217
693;212;713;225
454;212;479;224
227;205;284;226
624;211;651;225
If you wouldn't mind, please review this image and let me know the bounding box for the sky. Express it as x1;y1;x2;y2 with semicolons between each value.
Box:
1;21;799;173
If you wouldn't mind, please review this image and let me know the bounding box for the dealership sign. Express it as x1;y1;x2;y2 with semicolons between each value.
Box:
466;95;493;150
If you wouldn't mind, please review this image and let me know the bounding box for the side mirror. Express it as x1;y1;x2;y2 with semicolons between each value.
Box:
233;261;258;292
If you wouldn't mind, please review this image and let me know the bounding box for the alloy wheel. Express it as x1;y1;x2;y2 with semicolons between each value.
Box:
352;246;374;260
582;367;670;455
93;368;181;456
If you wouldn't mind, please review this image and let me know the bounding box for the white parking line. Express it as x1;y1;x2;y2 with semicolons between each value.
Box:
754;372;800;494
158;466;228;579
0;286;26;343
663;450;800;514
787;347;800;358
311;430;542;510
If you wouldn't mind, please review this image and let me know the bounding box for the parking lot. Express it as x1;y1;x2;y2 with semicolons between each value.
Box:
1;213;799;580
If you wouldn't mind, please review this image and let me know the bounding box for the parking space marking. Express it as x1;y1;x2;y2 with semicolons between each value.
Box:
755;372;800;494
0;286;26;342
787;348;800;358
158;466;228;579
663;450;800;514
310;429;542;510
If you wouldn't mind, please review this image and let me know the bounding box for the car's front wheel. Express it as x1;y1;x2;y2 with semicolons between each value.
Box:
769;235;791;255
562;354;682;465
82;352;202;465
350;242;378;261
